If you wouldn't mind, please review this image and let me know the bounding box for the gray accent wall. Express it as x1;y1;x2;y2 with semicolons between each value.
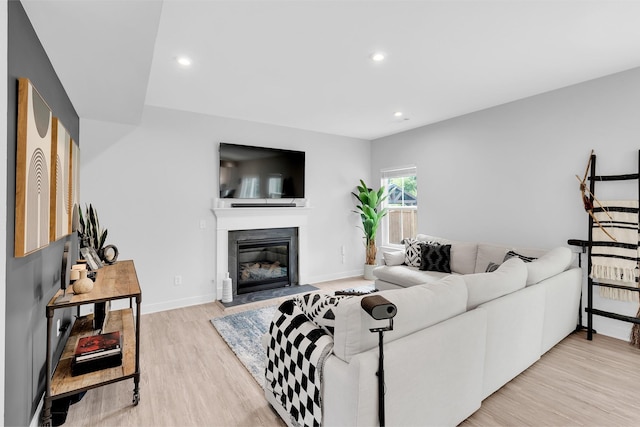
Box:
371;66;640;340
6;1;79;425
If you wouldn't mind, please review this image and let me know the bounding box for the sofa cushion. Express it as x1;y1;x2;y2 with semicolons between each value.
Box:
524;246;573;286
474;243;510;273
419;244;451;273
383;250;405;266
332;275;468;362
463;257;528;310
373;265;451;288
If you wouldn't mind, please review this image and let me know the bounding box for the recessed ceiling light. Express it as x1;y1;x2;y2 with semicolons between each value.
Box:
393;111;403;117
176;56;192;67
371;52;385;62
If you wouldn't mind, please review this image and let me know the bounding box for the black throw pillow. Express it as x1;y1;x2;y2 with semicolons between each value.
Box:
419;244;452;273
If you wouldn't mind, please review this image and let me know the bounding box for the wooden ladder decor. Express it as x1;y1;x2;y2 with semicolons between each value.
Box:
569;150;640;346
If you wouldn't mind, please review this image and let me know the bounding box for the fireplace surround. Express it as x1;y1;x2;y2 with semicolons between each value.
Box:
212;205;310;300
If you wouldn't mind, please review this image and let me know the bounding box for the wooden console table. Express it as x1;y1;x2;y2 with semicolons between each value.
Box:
42;260;142;426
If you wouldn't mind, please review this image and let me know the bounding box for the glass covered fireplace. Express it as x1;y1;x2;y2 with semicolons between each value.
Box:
228;227;298;295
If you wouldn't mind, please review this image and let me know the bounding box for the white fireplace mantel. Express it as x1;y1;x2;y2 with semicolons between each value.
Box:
212;207;311;300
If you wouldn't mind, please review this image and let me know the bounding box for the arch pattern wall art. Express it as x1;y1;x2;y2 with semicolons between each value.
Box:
70;138;80;233
15;78;53;257
50;117;73;242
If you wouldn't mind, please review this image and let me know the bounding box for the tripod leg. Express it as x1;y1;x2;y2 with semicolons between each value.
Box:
378;330;385;427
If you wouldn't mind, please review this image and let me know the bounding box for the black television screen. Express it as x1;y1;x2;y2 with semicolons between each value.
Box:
219;143;305;199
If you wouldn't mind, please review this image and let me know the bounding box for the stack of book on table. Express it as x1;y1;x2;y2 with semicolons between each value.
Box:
71;331;122;376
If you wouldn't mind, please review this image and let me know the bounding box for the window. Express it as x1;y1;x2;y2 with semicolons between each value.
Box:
239;176;260;198
381;166;417;246
268;174;283;198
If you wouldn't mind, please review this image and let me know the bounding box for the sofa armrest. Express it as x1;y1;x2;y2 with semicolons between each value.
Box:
323;308;487;426
538;267;582;354
264;300;334;427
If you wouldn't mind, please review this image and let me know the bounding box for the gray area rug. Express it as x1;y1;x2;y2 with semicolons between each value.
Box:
211;305;277;387
211;284;375;388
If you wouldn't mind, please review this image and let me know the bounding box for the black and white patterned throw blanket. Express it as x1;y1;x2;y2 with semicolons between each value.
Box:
265;300;334;427
591;200;640;302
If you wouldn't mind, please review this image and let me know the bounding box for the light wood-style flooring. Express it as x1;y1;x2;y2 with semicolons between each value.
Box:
60;277;640;427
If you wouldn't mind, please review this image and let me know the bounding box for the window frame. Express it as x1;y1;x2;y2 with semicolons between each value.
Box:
380;166;417;249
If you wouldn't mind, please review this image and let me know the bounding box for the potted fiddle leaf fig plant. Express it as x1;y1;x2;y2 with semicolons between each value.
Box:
353;179;388;280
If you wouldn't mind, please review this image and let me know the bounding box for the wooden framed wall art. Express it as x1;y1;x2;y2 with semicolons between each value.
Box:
15;78;53;257
70;138;80;232
50;117;73;242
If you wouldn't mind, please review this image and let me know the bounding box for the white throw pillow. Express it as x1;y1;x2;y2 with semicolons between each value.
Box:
525;247;573;286
463;257;528;310
449;242;478;275
383;250;405;266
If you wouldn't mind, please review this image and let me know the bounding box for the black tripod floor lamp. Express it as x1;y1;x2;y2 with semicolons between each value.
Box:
361;295;398;427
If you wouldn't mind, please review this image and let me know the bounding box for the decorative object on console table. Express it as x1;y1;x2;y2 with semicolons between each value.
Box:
72;269;93;294
78;204;119;264
101;244;119;264
94;300;111;331
80;246;103;270
352;179;388;280
71;331;122;376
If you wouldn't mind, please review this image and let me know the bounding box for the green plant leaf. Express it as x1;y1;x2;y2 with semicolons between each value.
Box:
79;204;108;252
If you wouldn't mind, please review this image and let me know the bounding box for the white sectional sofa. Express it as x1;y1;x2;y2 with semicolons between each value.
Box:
264;234;582;426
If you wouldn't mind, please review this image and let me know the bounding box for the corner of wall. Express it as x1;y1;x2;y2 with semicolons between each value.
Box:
1;1;9;423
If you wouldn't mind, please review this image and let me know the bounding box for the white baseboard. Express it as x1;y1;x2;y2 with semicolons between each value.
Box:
141;293;216;315
138;271;367;315
307;269;366;285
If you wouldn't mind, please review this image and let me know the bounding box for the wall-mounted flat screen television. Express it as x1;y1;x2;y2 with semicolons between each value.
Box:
219;143;305;199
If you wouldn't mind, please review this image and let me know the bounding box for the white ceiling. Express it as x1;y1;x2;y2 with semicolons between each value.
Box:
22;0;640;140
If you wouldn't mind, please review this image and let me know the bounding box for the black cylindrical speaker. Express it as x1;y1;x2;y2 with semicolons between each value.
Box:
361;295;397;320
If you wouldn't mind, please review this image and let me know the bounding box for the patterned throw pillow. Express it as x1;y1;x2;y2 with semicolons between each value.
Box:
485;262;501;272
294;293;351;336
504;250;537;263
419;244;452;273
403;238;423;267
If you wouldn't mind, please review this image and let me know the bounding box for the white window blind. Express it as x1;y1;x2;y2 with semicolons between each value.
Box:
381;166;417;180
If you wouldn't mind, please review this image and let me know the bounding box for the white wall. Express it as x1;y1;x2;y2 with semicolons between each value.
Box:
80;106;370;313
372;67;640;340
